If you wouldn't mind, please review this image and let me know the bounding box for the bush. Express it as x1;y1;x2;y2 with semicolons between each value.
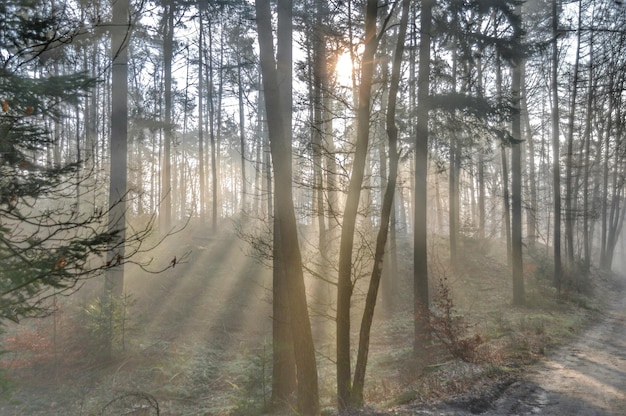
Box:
427;275;483;362
79;293;136;357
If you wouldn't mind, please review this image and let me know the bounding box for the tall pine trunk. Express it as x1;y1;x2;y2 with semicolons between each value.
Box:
414;0;433;357
256;0;320;413
551;0;563;290
511;3;524;305
161;0;173;231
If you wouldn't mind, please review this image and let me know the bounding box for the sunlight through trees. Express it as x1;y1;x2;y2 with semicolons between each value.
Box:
3;0;626;414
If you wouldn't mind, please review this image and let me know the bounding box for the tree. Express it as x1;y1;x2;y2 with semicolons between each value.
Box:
510;1;524;306
351;0;410;406
270;0;297;408
106;0;130;297
551;0;562;291
255;0;320;413
414;0;433;356
161;0;174;231
0;0;142;324
335;0;379;408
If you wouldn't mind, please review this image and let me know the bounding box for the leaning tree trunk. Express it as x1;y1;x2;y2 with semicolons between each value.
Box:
336;0;378;409
351;0;409;406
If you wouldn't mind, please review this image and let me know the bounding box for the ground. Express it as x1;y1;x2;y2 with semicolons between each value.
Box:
398;276;626;416
0;222;623;415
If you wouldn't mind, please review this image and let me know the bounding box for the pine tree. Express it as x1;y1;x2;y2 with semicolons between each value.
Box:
0;0;150;323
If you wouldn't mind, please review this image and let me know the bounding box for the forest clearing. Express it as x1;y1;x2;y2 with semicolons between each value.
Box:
2;0;626;415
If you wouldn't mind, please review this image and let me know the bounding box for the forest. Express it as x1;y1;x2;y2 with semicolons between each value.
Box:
1;0;626;415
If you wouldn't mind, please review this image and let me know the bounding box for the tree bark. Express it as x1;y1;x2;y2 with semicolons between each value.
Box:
414;0;433;357
256;0;320;413
564;0;582;267
552;0;563;290
351;0;409;406
511;3;524;306
336;0;378;409
107;0;129;297
198;6;206;222
161;0;173;231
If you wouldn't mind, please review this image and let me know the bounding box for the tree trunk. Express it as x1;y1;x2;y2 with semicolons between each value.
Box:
511;3;524;306
352;0;409;406
105;0;129;359
336;0;378;409
552;0;563;290
256;0;320;413
582;29;595;270
107;0;129;296
238;48;247;213
496;51;511;266
414;0;433;357
564;0;582;267
520;61;537;247
198;7;206;222
161;0;173;231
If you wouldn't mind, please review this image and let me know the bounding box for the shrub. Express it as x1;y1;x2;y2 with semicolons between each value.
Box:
427;275;483;362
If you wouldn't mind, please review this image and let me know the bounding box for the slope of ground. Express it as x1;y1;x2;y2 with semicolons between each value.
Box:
0;224;620;416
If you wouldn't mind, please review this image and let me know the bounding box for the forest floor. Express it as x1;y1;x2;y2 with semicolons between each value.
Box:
0;221;623;415
394;273;626;416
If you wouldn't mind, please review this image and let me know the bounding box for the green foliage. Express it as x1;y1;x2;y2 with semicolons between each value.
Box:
79;293;136;357
230;343;272;416
0;0;143;325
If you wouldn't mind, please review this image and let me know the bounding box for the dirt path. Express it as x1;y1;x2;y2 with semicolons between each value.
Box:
415;278;626;415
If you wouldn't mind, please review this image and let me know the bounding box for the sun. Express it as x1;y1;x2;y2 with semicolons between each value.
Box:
334;52;354;86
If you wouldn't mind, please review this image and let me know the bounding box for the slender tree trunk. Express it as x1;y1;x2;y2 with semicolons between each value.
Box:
511;3;524;305
336;0;378;409
564;0;582;267
312;0;327;250
496;52;511;266
521;63;537;247
238;48;247;213
414;0;433;357
476;51;486;240
582;30;595;270
552;0;563;290
501;145;512;265
198;8;206;222
352;0;409;406
161;0;173;231
206;23;219;231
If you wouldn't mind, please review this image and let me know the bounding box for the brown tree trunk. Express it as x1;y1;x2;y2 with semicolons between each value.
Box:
414;0;433;357
351;0;409;406
336;0;379;409
552;0;563;290
161;0;173;231
256;0;320;413
511;3;524;306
